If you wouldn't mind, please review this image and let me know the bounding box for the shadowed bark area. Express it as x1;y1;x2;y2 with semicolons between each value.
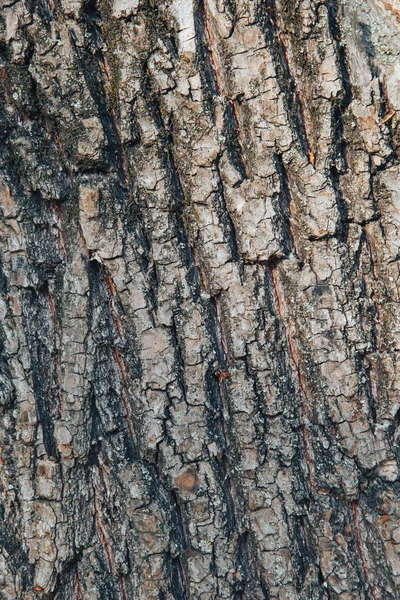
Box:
1;0;400;598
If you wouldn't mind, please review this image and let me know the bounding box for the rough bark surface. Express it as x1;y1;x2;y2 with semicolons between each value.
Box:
1;0;400;598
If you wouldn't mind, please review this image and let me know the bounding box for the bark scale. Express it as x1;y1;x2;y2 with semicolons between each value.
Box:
0;0;400;598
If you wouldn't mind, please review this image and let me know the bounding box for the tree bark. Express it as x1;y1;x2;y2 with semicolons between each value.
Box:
1;0;400;598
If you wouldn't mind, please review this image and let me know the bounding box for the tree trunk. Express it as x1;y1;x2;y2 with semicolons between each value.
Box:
1;0;400;598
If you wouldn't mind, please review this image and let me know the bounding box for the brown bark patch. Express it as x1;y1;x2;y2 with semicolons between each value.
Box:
175;468;200;494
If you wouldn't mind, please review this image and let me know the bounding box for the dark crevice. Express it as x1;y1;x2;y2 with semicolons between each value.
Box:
256;0;310;157
207;295;228;370
242;349;269;463
205;364;228;451
204;365;237;537
87;259;138;461
351;227;366;275
364;363;377;428
215;159;241;263
86;385;104;466
261;581;271;599
169;556;188;600
0;267;15;407
0;512;34;585
68;22;124;179
140;70;202;301
144;471;190;599
52;553;84;600
233;530;270;598
87;258;118;345
326;0;352;114
273;152;295;257
81;0;103;42
170;316;188;405
289;514;316;593
359;22;378;79
326;0;353;246
145;262;159;316
223;101;248;181
331;164;349;244
194;0;219;115
26;0;54;28
21;284;59;459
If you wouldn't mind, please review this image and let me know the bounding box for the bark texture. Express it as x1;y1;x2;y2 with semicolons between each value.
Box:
1;0;400;598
